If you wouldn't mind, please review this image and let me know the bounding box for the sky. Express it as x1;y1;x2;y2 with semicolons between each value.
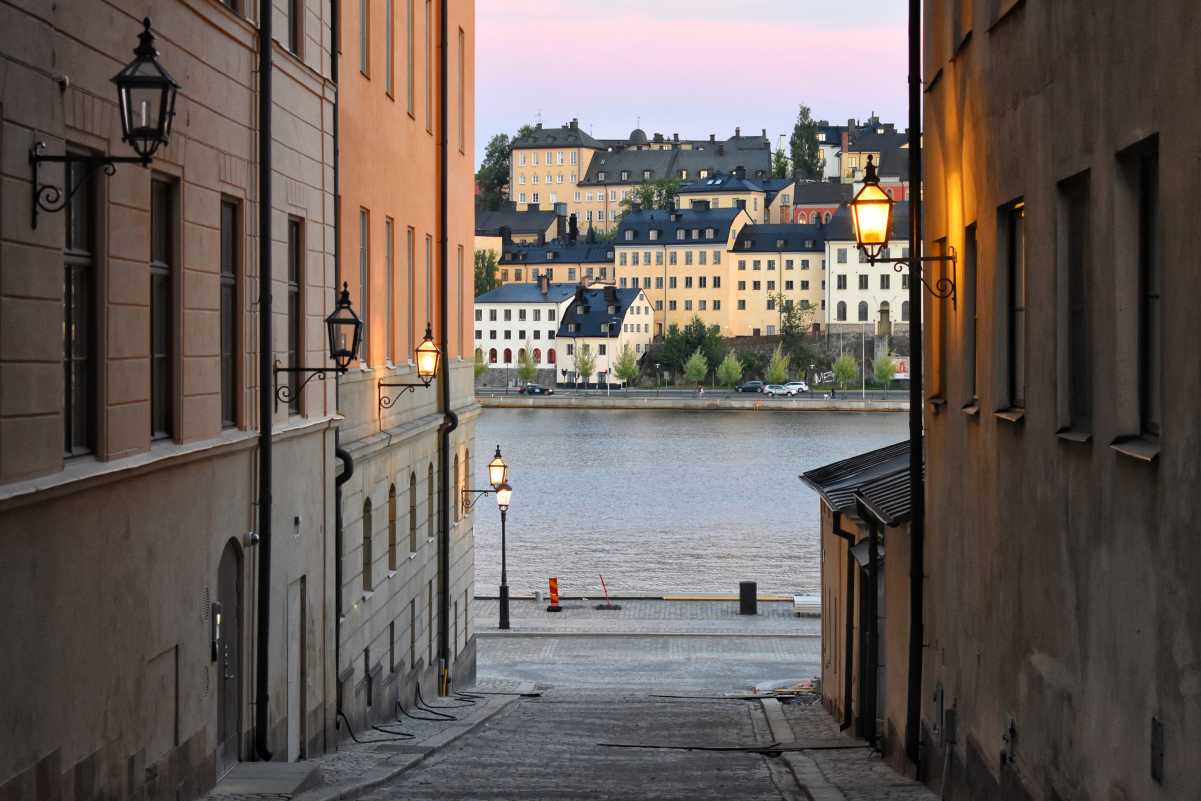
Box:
474;0;909;167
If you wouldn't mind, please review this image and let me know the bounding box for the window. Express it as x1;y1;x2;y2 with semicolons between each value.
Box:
425;234;433;321
901;301;910;321
385;218;394;363
880;274;890;290
287;217;303;414
837;248;847;263
1002;200;1026;409
800;280;809;290
424;0;432;131
753;260;761;270
752;281;761;291
669;252;678;266
963;223;979;406
684;300;692;311
359;210;370;365
362;498;374;591
738;259;746;271
858;275;869;290
388;485;398;569
669;277;677;289
63;155;96;455
385;0;394;93
218;201;240;428
684;277;693;289
668;300;677;311
766;298;775;311
737;300;746;310
408;473;418;551
934;239;949;396
785;280;794;290
836;275;847;290
358;0;369;73
836;301;847;321
288;0;303;55
1122;140;1161;439
427;462;435;539
150;178;175;440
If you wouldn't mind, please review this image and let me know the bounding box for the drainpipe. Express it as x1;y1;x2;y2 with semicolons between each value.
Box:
905;0;926;772
334;443;353;691
436;0;457;694
330;0;343;714
831;512;857;731
255;0;274;762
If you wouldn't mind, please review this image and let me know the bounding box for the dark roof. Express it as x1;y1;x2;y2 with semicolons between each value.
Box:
732;224;827;253
676;173;767;195
847;129;909;154
580;133;772;185
475;282;580;304
792;181;853;205
557;286;645;337
875;147;911;182
475;203;557;236
513;121;603;150
825;202;911;242
615;207;744;245
582;148;677;184
799;440;917;525
499;240;614;266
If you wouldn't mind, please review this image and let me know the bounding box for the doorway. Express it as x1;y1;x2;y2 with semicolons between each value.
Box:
216;540;242;776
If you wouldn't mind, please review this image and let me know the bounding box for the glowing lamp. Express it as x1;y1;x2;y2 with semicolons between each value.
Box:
850;155;894;262
415;322;441;384
487;445;508;488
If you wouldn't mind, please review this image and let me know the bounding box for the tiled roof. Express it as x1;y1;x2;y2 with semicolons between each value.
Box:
580;134;772;186
799;440;918;524
792;181;853;205
825;203;911;242
499;240;614;265
475;203;557;236
513;121;603;150
557;286;645;338
475;283;580;304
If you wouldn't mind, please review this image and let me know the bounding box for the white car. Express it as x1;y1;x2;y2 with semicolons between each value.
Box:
763;384;790;396
785;381;810;395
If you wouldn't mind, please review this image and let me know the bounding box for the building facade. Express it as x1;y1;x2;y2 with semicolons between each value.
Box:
920;1;1201;799
557;286;655;385
824;206;911;335
730;224;826;335
0;2;338;798
473;278;574;371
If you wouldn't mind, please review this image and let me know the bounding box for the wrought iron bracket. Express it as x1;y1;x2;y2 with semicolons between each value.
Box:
869;247;958;309
29;142;148;229
378;379;433;413
460;488;496;513
273;361;340;412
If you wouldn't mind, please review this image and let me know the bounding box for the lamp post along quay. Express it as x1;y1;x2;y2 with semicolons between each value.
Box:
463;446;513;629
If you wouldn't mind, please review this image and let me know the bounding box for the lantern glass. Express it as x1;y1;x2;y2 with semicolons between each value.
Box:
112;19;179;162
487;446;508;488
325;282;363;371
495;482;513;511
415;324;441;383
851;182;893;257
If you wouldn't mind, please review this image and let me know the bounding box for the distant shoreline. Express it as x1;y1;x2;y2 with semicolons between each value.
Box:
476;394;908;412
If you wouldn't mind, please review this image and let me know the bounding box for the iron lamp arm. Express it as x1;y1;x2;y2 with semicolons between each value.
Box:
460;487;496;512
29;142;149;229
866;247;959;307
272;361;341;412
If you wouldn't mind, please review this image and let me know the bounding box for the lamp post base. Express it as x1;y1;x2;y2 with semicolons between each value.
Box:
498;584;510;630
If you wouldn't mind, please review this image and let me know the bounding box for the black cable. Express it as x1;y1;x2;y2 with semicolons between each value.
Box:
337;711;413;743
371;722;415;739
416;682;472;711
396;698;452;722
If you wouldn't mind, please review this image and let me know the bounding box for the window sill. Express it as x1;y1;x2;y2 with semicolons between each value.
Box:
387;569;398;580
994;407;1025;424
409;551;418;560
961;402;980;417
1056;429;1092;445
927;396;947;414
1110;436;1160;464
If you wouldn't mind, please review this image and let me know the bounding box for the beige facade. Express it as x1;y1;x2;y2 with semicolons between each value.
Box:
919;1;1201;799
730;248;824;336
559;290;656;384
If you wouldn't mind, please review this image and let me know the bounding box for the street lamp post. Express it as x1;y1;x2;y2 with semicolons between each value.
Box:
655;362;661;397
463;446;513;630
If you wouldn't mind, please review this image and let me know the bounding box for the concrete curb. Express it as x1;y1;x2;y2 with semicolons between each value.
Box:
290;687;530;801
760;699;848;801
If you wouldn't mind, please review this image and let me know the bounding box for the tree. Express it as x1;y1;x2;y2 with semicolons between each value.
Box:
766;345;791;384
682;315;724;371
771;293;814;361
572;346;596;385
716;351;744;388
684;348;709;385
473;349;487;379
516;347;537;385
873;351;897;392
620;177;681;213
614;344;640;384
789;105;823;181
474;249;500;296
475;133;512;211
833;352;858;389
772;149;790;179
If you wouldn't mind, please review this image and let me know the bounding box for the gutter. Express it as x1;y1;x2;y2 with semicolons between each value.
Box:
255;0;274;762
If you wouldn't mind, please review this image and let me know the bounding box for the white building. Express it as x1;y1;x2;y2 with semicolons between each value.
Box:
557;285;656;385
474;276;576;370
824;205;912;334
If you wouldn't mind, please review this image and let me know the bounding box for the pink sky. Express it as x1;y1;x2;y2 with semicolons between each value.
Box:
475;0;908;165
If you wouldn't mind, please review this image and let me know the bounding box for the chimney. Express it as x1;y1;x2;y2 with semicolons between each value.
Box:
709;133;716;142
734;165;746;180
848;118;856;129
841;129;850;159
735;126;741;137
568;213;579;242
499;225;512;244
571;117;578;129
761;128;767;138
539;272;550;295
604;284;618;304
555;202;568;239
673;133;679;142
536;122;543;129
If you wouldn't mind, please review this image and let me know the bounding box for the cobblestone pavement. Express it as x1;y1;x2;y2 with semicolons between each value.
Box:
474;598;821;636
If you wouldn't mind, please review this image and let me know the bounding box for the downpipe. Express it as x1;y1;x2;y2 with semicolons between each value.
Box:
334;441;353;705
831;512;856;731
436;0;454;695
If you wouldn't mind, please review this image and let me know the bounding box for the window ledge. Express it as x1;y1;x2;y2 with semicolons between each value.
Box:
1110;437;1159;464
927;396;947;414
1056;429;1092;444
387;569;398;579
409;551;418;560
994;407;1025;424
961;402;980;417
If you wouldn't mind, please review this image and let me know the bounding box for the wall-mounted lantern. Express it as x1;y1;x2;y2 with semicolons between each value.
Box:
273;283;363;411
378;323;441;418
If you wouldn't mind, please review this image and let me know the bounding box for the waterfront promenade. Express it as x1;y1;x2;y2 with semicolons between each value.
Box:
478;390;909;412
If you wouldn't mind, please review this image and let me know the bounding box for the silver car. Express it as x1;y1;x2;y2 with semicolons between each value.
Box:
785;381;810;395
763;384;790;396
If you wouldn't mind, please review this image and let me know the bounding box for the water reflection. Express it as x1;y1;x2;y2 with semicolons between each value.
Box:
473;409;907;596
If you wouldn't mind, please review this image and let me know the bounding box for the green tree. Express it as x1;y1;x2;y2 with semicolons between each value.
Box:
473;349;487;379
516;347;537;385
833;352;858;389
771;293;814;360
659;324;690;374
716;350;744;388
572;346;596;384
614;344;640;384
789;105;823;181
474;249;500;296
475;133;512;211
772;149;790;179
682;315;723;371
684;348;709;385
620;177;682;213
766;345;791;384
873;351;897;389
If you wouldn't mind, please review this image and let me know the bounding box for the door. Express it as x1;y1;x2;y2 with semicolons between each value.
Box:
216;541;242;776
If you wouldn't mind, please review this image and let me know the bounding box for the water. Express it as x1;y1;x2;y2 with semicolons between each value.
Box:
472;409;907;596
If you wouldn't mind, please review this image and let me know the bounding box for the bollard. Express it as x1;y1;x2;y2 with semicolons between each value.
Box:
739;581;757;615
546;577;562;613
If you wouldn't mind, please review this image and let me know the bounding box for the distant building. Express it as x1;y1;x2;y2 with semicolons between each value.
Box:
557;285;656;385
496;238;615;285
791;181;853;225
475;202;559;251
824;205;911;335
473;276;576;371
676;172;797;224
730;224;827;335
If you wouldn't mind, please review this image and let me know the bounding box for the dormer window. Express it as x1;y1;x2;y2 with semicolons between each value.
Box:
776;239;786;248
705;228;715;240
742;240;752;249
567;323;577;333
607;304;616;315
624;230;634;241
606;250;614;259
699;169;709;178
691;229;700;239
649;229;659;241
598;171;606;181
546;251;556;260
804;240;814;248
620;170;630;181
679;170;688;179
642;169;652;180
676;230;685;241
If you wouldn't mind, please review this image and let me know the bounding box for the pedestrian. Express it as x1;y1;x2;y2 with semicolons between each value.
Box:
697;384;704;397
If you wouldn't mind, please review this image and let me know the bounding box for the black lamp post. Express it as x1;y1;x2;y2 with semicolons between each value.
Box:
272;282;364;411
462;446;513;629
30;18;180;228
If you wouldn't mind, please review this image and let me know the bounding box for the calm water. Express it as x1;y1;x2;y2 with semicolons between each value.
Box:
472;409;907;596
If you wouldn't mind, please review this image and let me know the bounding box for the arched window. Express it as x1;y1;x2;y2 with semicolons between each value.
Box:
836;301;847;321
488;348;497;364
362;498;373;591
388;484;398;571
427;463;435;540
453;453;460;523
462;448;471;517
474;347;483;362
879;301;891;326
533;348;542;364
548;348;556;365
901;301;910;322
858;301;869;321
518;348;526;362
811;212;819;224
408;473;417;553
503;348;512;364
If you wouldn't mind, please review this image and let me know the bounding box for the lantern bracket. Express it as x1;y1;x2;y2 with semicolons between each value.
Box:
460;487;498;513
377;376;435;424
868;247;958;309
29;142;148;229
273;361;342;412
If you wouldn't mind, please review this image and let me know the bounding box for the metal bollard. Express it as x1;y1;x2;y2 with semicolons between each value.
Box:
739;581;757;615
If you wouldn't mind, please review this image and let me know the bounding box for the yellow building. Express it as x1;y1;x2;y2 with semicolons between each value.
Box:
729;224;827;335
675;172;797;224
496;238;614;285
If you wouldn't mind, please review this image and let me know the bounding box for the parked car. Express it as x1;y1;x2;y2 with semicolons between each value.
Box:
521;384;554;395
736;380;765;393
785;381;810;395
763;384;790;396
